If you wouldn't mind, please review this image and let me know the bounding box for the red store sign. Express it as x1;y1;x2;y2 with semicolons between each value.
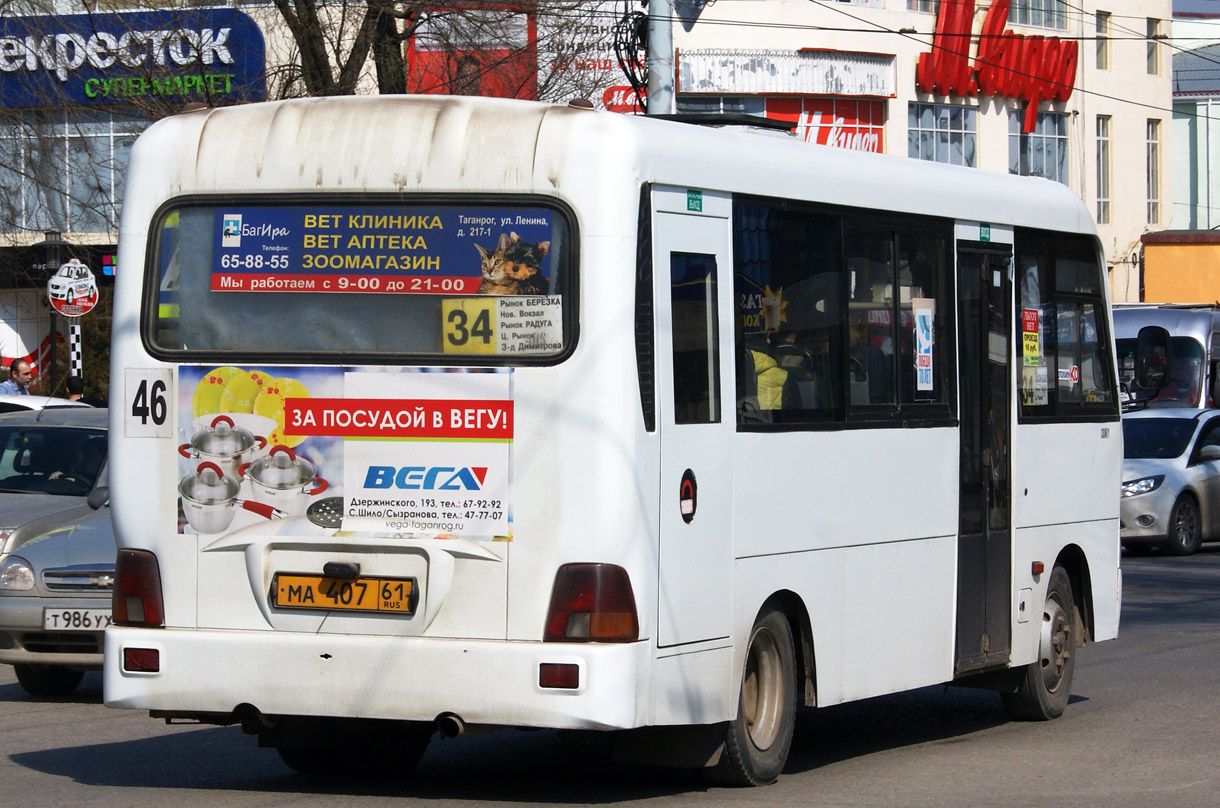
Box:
915;0;1078;133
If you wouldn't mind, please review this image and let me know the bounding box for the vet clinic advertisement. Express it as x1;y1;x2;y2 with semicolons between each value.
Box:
177;365;512;541
210;205;553;296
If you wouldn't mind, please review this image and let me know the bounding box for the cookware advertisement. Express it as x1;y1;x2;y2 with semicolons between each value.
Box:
177;365;512;540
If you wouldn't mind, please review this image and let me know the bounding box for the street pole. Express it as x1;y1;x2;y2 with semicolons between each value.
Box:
647;0;675;115
43;230;64;396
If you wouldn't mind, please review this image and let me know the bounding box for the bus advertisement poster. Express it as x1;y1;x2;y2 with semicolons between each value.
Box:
211;206;552;295
177;365;512;540
913;298;934;392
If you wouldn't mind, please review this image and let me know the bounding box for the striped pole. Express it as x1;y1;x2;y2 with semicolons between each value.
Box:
69;322;82;379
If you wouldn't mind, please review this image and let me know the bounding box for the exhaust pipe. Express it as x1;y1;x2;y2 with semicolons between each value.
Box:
436;712;465;739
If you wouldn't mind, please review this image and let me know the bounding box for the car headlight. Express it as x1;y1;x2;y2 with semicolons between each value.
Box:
0;556;34;591
1121;475;1165;498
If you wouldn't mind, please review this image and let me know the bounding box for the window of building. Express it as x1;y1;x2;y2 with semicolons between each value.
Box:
907;0;938;11
675;96;765;116
1147;18;1161;75
0;112;143;235
1016;229;1116;420
1096;116;1111;224
908;103;977;167
1008;110;1069;185
1010;0;1067;30
1147;119;1161;224
1096;11;1111;70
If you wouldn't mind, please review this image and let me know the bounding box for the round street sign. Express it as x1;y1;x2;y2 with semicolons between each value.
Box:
47;258;99;317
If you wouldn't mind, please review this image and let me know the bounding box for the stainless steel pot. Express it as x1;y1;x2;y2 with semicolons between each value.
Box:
179;461;284;533
179;461;242;533
241;445;329;516
179;415;266;479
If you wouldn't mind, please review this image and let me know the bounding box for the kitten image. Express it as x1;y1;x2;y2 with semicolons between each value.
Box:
475;232;550;295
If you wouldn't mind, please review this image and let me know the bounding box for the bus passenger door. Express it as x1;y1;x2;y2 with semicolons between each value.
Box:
652;188;734;648
955;235;1013;673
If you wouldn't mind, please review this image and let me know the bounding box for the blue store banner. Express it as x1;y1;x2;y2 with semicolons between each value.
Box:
211;205;554;295
0;10;266;108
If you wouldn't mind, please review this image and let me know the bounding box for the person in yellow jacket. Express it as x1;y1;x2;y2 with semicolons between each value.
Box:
749;348;789;410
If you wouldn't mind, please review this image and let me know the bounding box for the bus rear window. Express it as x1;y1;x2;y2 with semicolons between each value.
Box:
148;199;574;361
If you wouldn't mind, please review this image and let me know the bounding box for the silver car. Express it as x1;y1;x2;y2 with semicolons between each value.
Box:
1121;408;1220;555
0;408;112;695
0;507;113;695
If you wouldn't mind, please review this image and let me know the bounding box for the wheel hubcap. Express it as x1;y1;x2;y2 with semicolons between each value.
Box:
1174;506;1198;546
1038;595;1071;692
742;626;783;750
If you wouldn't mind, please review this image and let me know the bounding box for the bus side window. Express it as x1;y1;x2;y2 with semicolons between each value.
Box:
670;252;721;425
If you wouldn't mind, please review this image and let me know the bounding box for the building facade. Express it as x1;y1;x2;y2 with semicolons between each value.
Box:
0;0;1176;375
0;6;268;374
669;0;1174;302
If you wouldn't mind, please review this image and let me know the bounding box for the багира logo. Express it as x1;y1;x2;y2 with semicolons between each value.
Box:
221;214;242;247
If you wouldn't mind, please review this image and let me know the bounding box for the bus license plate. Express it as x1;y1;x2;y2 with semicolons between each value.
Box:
273;574;416;614
43;608;112;631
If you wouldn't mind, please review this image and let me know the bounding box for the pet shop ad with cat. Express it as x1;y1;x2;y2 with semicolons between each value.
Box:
209;204;553;297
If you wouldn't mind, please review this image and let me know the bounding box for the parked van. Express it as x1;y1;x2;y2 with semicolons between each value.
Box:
1113;304;1220;409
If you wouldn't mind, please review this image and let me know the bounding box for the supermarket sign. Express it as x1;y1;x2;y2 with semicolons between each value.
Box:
0;9;266;108
915;0;1077;133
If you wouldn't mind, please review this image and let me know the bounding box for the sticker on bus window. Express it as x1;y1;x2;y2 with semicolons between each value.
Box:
442;295;563;355
1022;308;1041;366
913;298;934;392
178;365;513;542
209;206;552;296
1021;365;1049;406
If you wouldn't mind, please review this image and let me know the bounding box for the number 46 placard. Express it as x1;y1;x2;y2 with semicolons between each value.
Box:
125;368;173;437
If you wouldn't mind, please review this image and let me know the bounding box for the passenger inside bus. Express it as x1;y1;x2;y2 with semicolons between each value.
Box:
849;311;892;405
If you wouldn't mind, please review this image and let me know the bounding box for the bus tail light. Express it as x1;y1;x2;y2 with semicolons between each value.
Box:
544;563;639;642
113;549;165;628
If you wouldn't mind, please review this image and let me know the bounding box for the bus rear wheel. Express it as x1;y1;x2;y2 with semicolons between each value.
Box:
1001;566;1075;721
274;718;433;779
707;605;796;786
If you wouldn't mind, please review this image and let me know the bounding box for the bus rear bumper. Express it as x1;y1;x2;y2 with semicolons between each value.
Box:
103;626;650;731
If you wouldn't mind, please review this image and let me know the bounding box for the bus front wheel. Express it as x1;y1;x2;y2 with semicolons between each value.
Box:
1001;565;1076;721
708;605;796;786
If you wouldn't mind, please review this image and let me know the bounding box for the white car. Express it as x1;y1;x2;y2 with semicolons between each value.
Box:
47;262;97;305
1121;408;1220;555
0;506;113;695
0;407;111;695
0;394;88;414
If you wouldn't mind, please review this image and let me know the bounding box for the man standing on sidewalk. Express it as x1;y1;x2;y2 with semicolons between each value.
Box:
0;359;33;395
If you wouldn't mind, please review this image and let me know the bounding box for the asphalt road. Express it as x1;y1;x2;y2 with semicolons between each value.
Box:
3;549;1220;808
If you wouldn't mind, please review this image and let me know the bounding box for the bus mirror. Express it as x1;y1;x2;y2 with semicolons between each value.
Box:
1135;325;1172;390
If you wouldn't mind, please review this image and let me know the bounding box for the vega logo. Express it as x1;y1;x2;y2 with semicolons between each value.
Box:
364;466;489;490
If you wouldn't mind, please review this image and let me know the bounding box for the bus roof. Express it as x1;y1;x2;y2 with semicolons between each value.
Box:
127;96;1097;238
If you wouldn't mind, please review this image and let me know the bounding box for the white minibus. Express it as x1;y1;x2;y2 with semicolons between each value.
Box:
1114;304;1220;409
106;96;1123;785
